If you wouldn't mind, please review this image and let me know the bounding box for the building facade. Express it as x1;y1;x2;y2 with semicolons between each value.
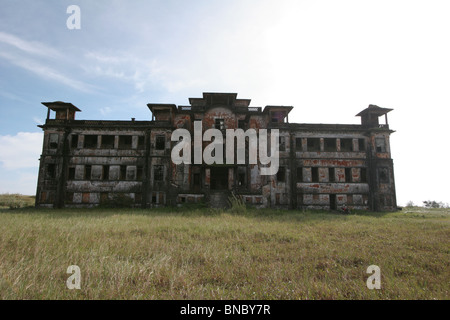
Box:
35;92;397;211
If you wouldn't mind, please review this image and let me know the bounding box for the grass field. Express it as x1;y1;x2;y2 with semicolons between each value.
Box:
0;204;448;300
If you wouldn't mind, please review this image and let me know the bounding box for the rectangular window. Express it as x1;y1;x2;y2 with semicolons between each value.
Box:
101;135;115;149
136;166;143;180
120;165;127;180
379;168;389;183
154;165;164;181
46;164;56;179
340;138;353;152
311;167;319;182
277;167;286;182
361;168;367;183
329;168;335;182
84;135;97;148
49;134;59;149
68;167;76;180
375;137;386;153
103;165;109;180
215;119;225;130
71;135;79;149
358;138;365;151
324;138;336;152
295;138;302;151
297;167;303;182
135;193;142;204
279;136;286;152
84;165;92;180
238;173;246;187
137;136;145;149
345;168;352;183
155;135;165;150
237;167;247;187
193;173;201;186
65;192;74;204
307;138;320;152
119;136;132;149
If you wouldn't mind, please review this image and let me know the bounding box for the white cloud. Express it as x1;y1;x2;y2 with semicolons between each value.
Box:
0;31;96;93
0;31;62;59
0;132;43;169
0;51;96;93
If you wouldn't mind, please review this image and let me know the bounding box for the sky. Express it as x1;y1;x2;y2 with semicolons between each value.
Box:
0;0;449;206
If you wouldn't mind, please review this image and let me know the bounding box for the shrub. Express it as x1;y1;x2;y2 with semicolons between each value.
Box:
228;192;247;215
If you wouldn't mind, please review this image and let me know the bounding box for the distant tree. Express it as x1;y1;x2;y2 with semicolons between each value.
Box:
406;201;415;207
423;200;446;208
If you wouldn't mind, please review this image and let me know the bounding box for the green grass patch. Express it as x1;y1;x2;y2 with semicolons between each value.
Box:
0;193;35;209
0;206;448;299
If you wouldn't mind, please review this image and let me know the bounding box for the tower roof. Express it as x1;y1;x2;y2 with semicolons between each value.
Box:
41;101;81;112
356;104;392;117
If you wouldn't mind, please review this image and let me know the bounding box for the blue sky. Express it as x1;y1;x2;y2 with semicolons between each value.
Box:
0;0;449;206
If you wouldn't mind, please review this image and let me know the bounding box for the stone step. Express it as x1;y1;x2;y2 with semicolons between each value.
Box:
209;191;230;209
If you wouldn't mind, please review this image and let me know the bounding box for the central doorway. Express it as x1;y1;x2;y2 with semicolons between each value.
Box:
210;167;228;190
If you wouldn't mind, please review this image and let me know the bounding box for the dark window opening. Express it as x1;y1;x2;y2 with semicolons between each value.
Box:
154;165;164;181
329;168;335;182
68;167;75;180
271;118;278;123
46;164;56;179
137;136;145;149
237;167;247;187
65;192;74;204
279;136;286;152
277;167;286;182
340;138;353;152
71;135;79;149
379;168;389;183
101;135;115;149
155;135;165;150
49;134;59;149
85;165;91;180
361;168;368;183
152;193;157;203
345;168;352;183
311;167;319;182
120;165;127;180
330;194;337;210
358;139;365;151
307;138;320;152
375;137;386;153
297;167;303;182
136;166;143;180
84;135;97;148
135;193;142;204
295;138;302;151
103;165;109;180
324;138;336;152
215;119;225;131
119;136;132;149
193;173;201;186
238;173;246;187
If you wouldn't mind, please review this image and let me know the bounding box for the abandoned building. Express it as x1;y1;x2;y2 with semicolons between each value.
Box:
35;92;397;211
